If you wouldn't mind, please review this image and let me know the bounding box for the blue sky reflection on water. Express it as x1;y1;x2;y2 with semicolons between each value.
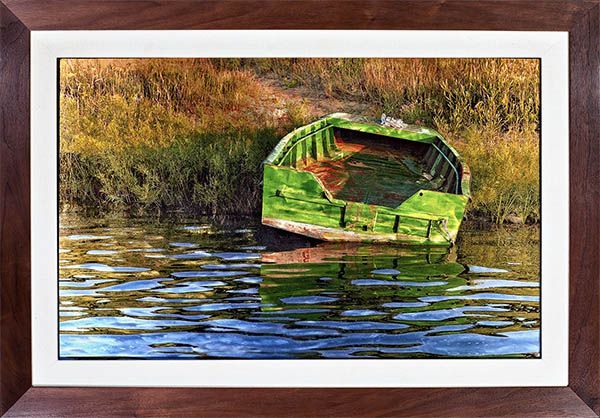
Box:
58;216;541;359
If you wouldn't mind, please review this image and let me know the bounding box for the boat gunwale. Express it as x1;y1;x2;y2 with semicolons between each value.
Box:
263;113;471;203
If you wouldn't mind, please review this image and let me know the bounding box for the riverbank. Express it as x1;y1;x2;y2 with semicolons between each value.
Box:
59;58;540;224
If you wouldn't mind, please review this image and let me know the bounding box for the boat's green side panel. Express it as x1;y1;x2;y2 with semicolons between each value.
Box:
393;191;468;243
262;165;344;228
262;164;468;245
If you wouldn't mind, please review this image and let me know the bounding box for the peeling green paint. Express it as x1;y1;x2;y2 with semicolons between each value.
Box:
261;113;470;245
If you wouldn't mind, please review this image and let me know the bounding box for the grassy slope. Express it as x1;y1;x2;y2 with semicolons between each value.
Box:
60;58;540;223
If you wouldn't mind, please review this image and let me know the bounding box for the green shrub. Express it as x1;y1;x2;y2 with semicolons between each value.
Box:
451;128;540;224
59;130;280;216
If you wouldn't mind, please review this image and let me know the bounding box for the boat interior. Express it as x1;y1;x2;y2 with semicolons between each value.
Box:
278;127;462;208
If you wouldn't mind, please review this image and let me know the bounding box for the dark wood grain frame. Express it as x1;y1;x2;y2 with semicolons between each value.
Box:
1;1;597;416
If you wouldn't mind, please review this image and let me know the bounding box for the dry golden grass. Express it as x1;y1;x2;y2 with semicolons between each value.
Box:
59;58;540;221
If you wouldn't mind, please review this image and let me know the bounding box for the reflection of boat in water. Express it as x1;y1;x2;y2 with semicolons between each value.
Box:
261;242;460;266
261;113;470;245
258;243;466;313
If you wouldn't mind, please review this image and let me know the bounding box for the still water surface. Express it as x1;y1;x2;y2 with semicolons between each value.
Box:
59;216;540;359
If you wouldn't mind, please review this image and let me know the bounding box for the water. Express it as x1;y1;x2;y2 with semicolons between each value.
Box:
59;215;540;359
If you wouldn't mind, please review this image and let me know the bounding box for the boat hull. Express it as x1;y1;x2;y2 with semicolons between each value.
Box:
263;218;455;245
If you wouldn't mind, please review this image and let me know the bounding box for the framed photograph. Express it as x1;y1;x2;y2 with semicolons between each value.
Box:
1;1;598;417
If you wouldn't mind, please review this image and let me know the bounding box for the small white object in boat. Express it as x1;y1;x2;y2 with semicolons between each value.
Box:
380;113;408;129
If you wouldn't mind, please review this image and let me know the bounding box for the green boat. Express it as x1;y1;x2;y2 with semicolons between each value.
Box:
261;113;471;245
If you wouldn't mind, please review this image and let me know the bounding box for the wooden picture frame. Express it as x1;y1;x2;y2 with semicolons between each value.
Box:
1;1;597;416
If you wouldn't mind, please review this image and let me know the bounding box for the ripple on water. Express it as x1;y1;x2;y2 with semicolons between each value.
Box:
467;265;510;274
60;289;102;297
67;234;112;240
213;252;260;261
86;250;118;255
394;305;509;321
371;269;401;275
119;307;212;320
352;279;447;287
295;320;408;331
100;278;173;292
448;279;539;292
341;309;386;317
169;242;199;248
228;288;259;294
258;308;330;315
184;302;264;312
382;301;430;308
61;316;198;332
419;293;539;303
172;250;212;259
136;296;205;303
60;279;114;288
62;263;150;273
171;270;248;278
377;330;539;357
206;318;340;338
128;248;165;253
201;264;261;270
477;320;514;327
280;296;338;305
60;311;84;317
233;277;263;284
152;281;226;293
